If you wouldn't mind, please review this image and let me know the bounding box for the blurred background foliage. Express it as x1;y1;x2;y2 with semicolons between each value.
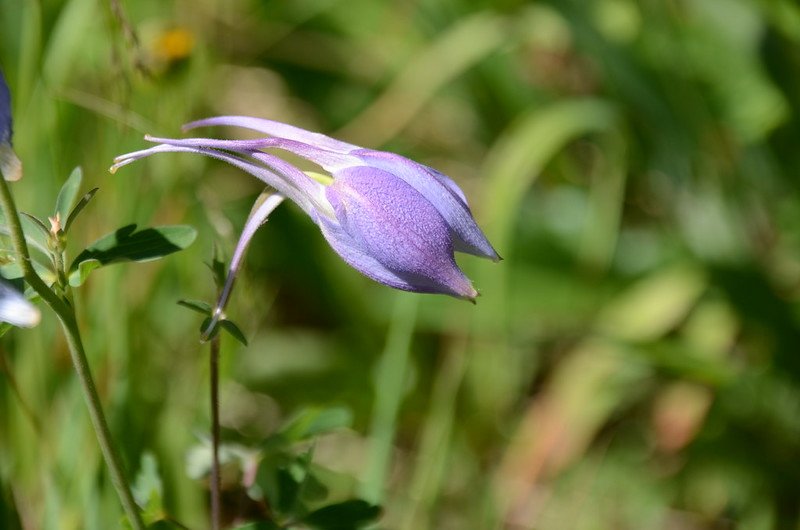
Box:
1;0;800;528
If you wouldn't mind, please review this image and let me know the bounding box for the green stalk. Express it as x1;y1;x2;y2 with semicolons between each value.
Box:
400;340;467;530
360;293;418;503
0;176;145;530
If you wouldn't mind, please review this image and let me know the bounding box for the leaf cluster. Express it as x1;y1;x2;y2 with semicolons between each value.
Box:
135;407;380;530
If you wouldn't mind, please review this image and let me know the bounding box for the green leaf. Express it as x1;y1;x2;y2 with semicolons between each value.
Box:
275;467;301;515
1;260;56;285
252;454;308;517
63;187;99;232
220;319;248;346
0;208;49;255
199;315;249;346
55;167;83;222
19;212;50;238
68;224;197;280
68;259;101;287
275;407;354;445
302;500;381;529
17;214;50;252
185;298;249;346
299;466;329;505
177;299;212;315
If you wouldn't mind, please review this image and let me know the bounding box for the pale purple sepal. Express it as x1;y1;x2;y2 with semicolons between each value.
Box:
323;166;477;299
351;150;499;260
113;142;326;220
184;116;358;153
183;116;499;261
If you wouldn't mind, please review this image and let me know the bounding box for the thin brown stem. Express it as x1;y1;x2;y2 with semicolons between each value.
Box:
210;333;222;530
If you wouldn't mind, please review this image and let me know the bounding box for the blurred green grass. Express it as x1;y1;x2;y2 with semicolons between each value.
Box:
2;0;800;528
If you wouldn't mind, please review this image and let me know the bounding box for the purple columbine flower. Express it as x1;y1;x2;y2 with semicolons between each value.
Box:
0;67;22;182
112;117;499;301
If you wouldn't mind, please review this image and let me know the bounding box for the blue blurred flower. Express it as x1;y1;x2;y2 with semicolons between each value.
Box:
0;279;40;328
113;117;498;300
0;67;22;182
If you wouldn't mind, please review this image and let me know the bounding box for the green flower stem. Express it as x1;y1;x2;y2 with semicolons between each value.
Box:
59;314;145;530
0;176;145;530
361;293;418;503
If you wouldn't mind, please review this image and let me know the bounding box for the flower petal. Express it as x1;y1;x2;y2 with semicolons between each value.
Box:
183;116;359;153
0;279;40;328
180;117;499;261
352;150;499;261
325;165;477;299
112;143;325;219
318;217;432;293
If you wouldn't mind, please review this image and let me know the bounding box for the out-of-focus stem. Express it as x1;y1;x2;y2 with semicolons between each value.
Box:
59;314;145;530
210;333;222;530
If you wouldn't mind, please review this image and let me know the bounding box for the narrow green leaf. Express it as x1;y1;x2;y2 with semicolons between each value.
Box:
19;212;50;238
177;299;212;315
302;500;381;529
0;208;50;254
69;224;197;274
67;259;101;287
17;215;50;252
197;312;248;346
276;407;353;444
2;259;57;286
63;187;99;232
220;319;248;346
55;167;82;221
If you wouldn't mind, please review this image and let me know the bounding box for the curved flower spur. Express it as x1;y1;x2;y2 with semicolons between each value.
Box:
112;116;499;324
